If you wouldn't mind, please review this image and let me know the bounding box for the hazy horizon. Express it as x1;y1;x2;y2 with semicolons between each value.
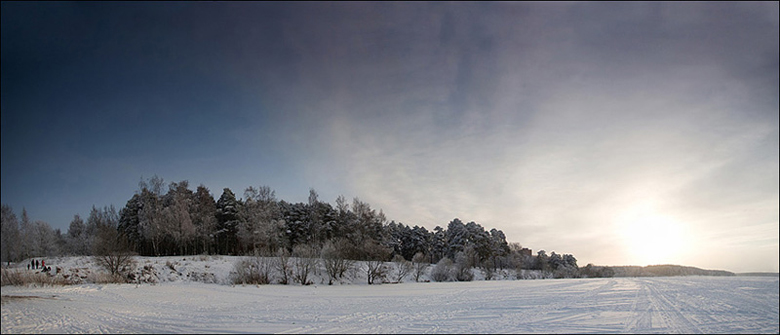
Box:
2;2;778;273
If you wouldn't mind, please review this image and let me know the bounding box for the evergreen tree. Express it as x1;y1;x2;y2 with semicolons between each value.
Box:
216;188;241;255
118;194;143;254
66;214;88;255
430;226;447;264
280;201;310;249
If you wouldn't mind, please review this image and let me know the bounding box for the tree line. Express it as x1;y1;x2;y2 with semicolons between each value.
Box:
2;176;589;278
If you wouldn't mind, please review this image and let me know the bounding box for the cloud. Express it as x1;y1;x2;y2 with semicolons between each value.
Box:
2;2;775;271
231;2;776;263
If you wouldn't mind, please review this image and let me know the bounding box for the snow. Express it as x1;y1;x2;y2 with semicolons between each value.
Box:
2;256;778;334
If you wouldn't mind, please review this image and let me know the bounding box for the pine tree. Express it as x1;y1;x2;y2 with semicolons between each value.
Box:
118;194;143;254
216;188;240;255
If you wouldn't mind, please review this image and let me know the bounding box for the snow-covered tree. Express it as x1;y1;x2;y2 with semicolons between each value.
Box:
66;214;89;255
430;226;447;264
191;185;217;254
216;188;241;255
1;205;21;265
137;177;166;256
391;253;413;283
445;218;467;260
321;238;355;285
306;188;326;245
18;208;33;259
407;225;431;261
239;185;283;255
274;247;292;284
362;239;391;285
85;205;119;255
162;181;196;255
430;257;454;282
118;193;143;254
454;249;474;281
533;250;547;271
31;220;59;257
280;201;310;249
292;243;319;285
350;198;385;245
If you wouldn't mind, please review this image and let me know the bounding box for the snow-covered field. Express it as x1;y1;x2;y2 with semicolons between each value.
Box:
2;256;778;334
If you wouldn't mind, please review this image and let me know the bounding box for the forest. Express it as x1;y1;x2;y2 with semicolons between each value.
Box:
2;176;586;280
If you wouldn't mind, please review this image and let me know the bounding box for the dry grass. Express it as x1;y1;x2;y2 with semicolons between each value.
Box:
1;268;73;287
87;272;127;284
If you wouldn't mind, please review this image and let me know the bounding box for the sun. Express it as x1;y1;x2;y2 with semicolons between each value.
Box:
617;206;687;266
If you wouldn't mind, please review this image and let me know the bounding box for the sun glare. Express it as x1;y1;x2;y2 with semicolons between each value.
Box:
617;205;687;266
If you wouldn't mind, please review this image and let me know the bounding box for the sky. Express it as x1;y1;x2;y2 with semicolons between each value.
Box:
2;2;778;273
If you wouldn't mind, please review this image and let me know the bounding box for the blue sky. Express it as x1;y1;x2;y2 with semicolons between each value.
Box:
2;2;778;272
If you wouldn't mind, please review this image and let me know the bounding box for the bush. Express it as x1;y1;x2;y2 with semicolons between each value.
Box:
454;252;473;282
92;253;137;283
391;254;413;283
92;223;137;280
411;252;429;282
365;261;388;285
480;260;496;280
552;266;580;279
431;257;454;282
321;240;354;285
230;255;274;285
516;269;550;280
274;248;292;285
292;244;319;285
362;240;391;285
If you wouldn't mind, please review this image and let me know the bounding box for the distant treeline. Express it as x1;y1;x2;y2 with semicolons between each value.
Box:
736;272;779;277
605;264;735;277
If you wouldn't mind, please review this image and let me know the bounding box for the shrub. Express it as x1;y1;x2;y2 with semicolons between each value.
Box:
230;255;274;285
292;244;319;285
92;253;137;283
431;257;454;282
321;240;354;285
362;240;391;285
411;252;429;282
274;248;292;285
391;254;413;283
454;252;473;282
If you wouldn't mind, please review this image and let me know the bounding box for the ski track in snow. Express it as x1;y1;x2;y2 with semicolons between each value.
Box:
2;276;777;334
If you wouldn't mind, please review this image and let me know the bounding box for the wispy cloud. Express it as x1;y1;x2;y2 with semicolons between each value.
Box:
251;2;779;271
2;2;776;272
